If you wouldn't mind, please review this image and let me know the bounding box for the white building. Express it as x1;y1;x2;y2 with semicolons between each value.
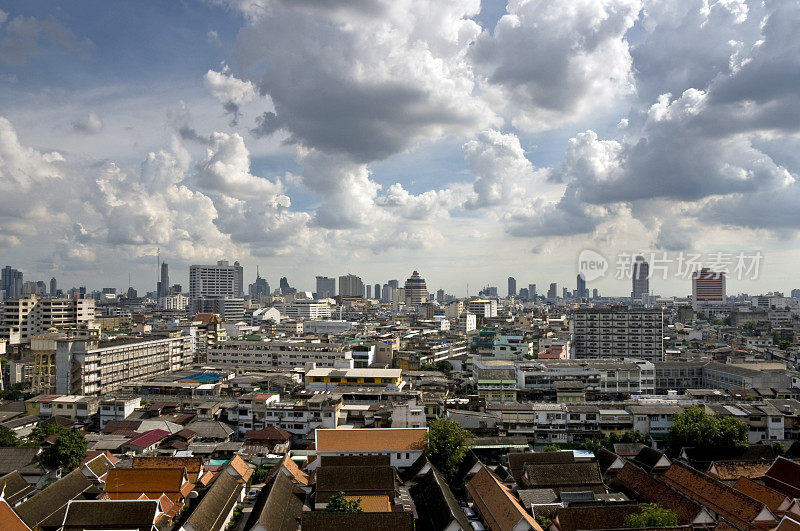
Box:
208;340;353;369
391;399;426;428
0;295;96;345
312;428;428;471
99;396;142;429
302;320;353;335
468;299;498;318
455;313;477;333
160;293;189;311
189;260;244;299
281;300;332;319
571;307;664;362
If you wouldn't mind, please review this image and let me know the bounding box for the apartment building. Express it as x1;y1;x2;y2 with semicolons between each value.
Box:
468;299;498;318
280;300;332;319
55;332;194;396
28;394;100;422
99;396;142;429
0;295;96;345
571;307;664;362
654;361;800;392
486;403;602;444
208;340;353;369
304;367;404;391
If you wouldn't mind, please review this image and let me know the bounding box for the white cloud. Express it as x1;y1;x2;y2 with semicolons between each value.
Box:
72;112;103;134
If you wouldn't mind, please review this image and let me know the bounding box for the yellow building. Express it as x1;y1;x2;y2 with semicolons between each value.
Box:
305;368;404;390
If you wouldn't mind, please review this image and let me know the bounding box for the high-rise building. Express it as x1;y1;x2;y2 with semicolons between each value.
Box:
249;268;270;299
519;288;529;300
792;289;800;298
547;283;557;300
404;271;428;305
562;287;569;300
158;262;170;298
592;288;599;299
50;277;57;297
374;284;381;301
189;260;243;300
529;284;537;301
436;289;445;303
631;255;649;302
576;274;586;299
316;276;336;298
382;284;393;303
1;266;23;299
279;277;296;295
388;280;399;290
339;274;364;298
692;268;726;311
507;277;517;298
572;307;664;362
366;285;372;299
1;295;96;345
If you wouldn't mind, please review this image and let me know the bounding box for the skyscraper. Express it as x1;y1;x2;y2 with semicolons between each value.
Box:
692;268;726;310
158;262;170;298
547;283;557;300
436;289;445;303
50;277;57;297
374;284;381;300
507;277;516;298
279;277;296;295
404;271;428;305
1;266;23;299
387;280;399;290
366;285;372;299
529;284;536;301
249;267;270;299
631;255;649;302
316;276;336;298
576;273;586;299
382;283;393;303
339;274;364;298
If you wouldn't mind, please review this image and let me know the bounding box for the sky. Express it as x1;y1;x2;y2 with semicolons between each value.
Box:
1;0;799;298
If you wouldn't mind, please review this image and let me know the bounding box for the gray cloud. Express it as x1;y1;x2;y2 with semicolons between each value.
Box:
0;13;90;65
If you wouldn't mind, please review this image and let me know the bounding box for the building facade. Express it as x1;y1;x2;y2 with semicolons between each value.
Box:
571;307;664;362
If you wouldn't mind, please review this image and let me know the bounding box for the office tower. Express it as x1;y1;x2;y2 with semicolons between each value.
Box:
404;271;428;305
189;260;243;300
316;276;336;298
576;274;586;299
388;279;399;290
1;266;23;299
436;289;445;303
572;307;664;362
592;288;599;299
519;287;529;300
158;262;170;298
366;285;372;299
50;277;57;297
547;283;557;300
692;268;726;310
507;277;517;298
249;268;270;299
529;284;536;301
279;277;296;295
374;284;381;301
382;284;393;303
562;287;568;300
631;255;649;302
126;287;138;298
339;274;365;298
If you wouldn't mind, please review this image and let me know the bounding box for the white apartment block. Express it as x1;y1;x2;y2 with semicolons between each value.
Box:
571;307;664;362
207;340;353;369
189;260;243;299
468;299;498;318
280;300;332;319
99;396;142;429
0;295;96;345
161;293;189;311
455;313;476;333
302;320;353;335
55;333;194;396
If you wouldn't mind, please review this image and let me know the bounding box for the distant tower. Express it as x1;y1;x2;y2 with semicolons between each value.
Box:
507;277;517;298
404;271;428;305
366;285;372;299
529;284;536;301
632;255;649;302
576;274;586;299
50;277;57;297
159;262;170;297
374;283;381;301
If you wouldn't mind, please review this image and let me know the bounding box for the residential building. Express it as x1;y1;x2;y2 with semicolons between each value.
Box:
304;367;404;391
338;274;364;298
208;340;353;369
0;295;96;345
456;312;477;333
160;293;189;311
468;299;498;318
280;300;332;319
313;428;427;470
99;396;142;429
476;368;517;404
189;260;244;300
191;296;244;322
571;307;664;362
55;333;194;396
315;276;336;298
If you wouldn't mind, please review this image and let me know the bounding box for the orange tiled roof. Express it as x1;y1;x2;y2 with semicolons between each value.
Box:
315;428;427;453
733;477;790;513
280;455;309;486
466;465;542;531
663;462;776;529
133;456;202;484
708;460;772;481
227;455;252;483
344;495;390;513
105;468;192;502
0;499;30;531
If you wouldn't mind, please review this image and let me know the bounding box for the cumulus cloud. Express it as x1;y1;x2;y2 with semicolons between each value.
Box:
462;129;534;209
72;112;103;134
203;68;258;125
471;0;641;130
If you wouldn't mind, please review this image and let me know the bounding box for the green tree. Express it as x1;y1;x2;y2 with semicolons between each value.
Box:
623;504;678;528
252;465;270;484
772;441;786;456
424;418;472;482
41;428;87;471
29;421;66;445
543;444;561;452
582;431;645;454
0;426;19;447
325;491;363;513
666;406;748;456
535;515;552;529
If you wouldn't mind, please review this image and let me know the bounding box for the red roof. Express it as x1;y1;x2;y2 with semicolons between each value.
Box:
764;457;800;498
126;429;170;449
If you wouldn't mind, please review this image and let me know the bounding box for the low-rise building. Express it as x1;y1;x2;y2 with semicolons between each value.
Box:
312;428;427;470
304;367;404;391
208;339;353;369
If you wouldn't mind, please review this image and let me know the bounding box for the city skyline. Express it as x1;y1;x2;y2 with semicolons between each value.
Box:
1;1;799;298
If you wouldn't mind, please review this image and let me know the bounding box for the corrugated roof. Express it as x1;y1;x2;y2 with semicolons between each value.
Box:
315;428;426;452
